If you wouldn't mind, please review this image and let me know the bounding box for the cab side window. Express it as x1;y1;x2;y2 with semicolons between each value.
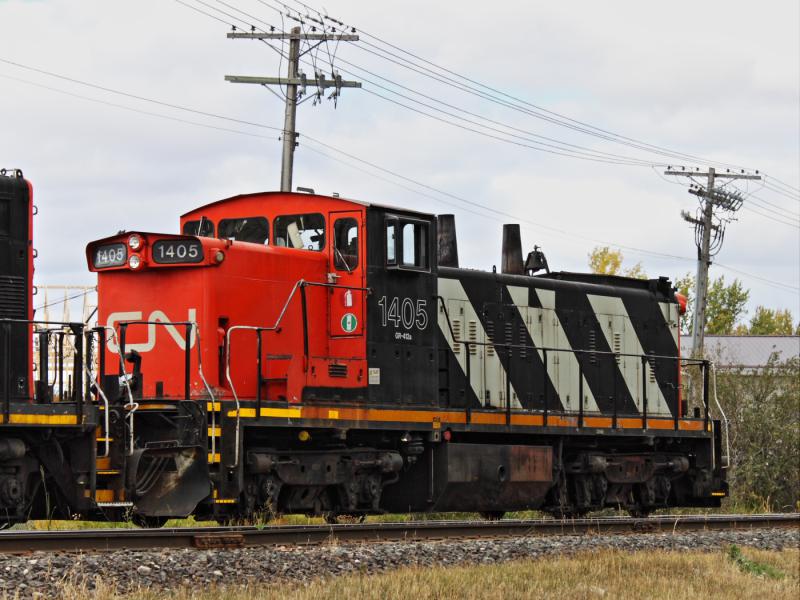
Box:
273;213;325;251
218;217;269;244
385;216;430;272
182;218;214;238
401;222;428;268
386;221;397;266
334;218;359;271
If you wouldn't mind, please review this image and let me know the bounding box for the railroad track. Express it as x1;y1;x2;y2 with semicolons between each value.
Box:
0;513;797;554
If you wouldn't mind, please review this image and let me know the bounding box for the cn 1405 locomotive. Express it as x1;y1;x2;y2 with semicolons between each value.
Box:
1;178;726;527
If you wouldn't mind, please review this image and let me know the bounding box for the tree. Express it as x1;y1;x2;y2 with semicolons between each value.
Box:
672;273;749;335
674;272;694;333
704;276;750;334
713;355;800;511
748;306;795;335
588;247;646;279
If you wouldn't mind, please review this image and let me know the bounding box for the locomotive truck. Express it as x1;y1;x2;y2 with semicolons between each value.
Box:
0;176;727;527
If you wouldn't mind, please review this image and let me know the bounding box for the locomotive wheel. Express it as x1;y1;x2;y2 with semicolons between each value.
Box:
479;511;505;521
132;515;170;529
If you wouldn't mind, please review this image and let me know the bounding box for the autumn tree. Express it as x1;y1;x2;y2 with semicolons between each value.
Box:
588;247;646;279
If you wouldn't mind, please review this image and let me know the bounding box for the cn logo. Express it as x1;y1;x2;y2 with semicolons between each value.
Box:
106;309;197;353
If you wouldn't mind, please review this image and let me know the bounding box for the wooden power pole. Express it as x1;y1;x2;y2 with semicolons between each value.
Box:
665;167;761;357
226;27;361;192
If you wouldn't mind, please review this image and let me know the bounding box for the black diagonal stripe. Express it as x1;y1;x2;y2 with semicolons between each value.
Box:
436;327;482;409
550;287;639;416
458;274;562;412
622;296;680;416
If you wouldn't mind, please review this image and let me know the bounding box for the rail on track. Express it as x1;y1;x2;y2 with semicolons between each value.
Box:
0;514;797;555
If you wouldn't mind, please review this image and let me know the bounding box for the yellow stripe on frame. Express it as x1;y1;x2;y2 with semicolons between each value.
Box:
214;498;237;504
226;407;302;419
208;426;221;437
208;453;221;463
0;414;80;425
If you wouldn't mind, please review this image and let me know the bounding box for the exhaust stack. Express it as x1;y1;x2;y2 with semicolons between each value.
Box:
501;224;524;275
437;214;459;268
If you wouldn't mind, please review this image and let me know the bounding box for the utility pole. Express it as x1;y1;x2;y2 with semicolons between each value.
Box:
665;167;761;357
226;27;361;192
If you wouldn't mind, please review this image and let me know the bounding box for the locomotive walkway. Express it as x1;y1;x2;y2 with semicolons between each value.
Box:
0;513;797;554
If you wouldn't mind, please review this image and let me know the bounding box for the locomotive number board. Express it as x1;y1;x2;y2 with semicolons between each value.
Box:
92;243;127;268
152;239;204;264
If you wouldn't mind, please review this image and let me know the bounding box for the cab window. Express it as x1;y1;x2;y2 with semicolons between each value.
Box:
273;213;325;251
385;216;430;272
386;221;396;265
218;217;269;244
334;218;358;271
401;221;429;270
182;218;214;237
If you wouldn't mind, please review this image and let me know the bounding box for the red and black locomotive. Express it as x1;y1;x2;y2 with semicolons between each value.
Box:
0;178;727;527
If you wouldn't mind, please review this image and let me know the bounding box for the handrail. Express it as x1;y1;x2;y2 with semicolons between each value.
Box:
710;362;730;468
0;319;86;415
223;279;372;468
435;297;709;428
112;320;216;458
100;325;137;456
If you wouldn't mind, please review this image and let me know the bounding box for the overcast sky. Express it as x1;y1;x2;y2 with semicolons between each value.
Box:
1;0;798;322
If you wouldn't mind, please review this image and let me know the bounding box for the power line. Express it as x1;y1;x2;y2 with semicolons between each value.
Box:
714;263;799;293
326;57;663;167
762;181;800;202
0;73;280;141
207;0;728;167
195;1;665;167
764;174;800;195
5;52;796;296
276;0;767;172
0;57;287;135
35;288;96;311
740;204;800;229
258;0;800;219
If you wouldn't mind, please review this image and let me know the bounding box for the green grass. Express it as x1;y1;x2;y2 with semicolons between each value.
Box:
728;544;786;580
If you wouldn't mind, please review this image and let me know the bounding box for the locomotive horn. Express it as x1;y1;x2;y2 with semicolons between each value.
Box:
501;224;524;275
437;214;459;268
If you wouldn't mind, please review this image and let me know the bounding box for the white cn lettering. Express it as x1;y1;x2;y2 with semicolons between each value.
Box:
106;309;197;354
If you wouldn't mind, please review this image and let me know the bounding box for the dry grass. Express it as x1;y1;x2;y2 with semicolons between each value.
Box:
44;547;800;600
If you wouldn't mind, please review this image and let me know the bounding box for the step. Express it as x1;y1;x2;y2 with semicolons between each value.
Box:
94;489;115;503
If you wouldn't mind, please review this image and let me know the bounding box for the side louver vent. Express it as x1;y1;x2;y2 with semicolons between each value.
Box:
328;363;348;378
0;276;26;319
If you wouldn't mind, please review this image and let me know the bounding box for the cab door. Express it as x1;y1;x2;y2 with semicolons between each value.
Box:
328;211;364;339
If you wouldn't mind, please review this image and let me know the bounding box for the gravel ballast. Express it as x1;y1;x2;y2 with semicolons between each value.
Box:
0;527;797;597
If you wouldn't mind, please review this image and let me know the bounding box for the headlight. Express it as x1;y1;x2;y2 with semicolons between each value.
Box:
128;254;142;270
128;234;143;251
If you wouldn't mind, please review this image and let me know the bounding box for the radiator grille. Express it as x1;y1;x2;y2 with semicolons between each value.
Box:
328;363;347;378
0;275;26;319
